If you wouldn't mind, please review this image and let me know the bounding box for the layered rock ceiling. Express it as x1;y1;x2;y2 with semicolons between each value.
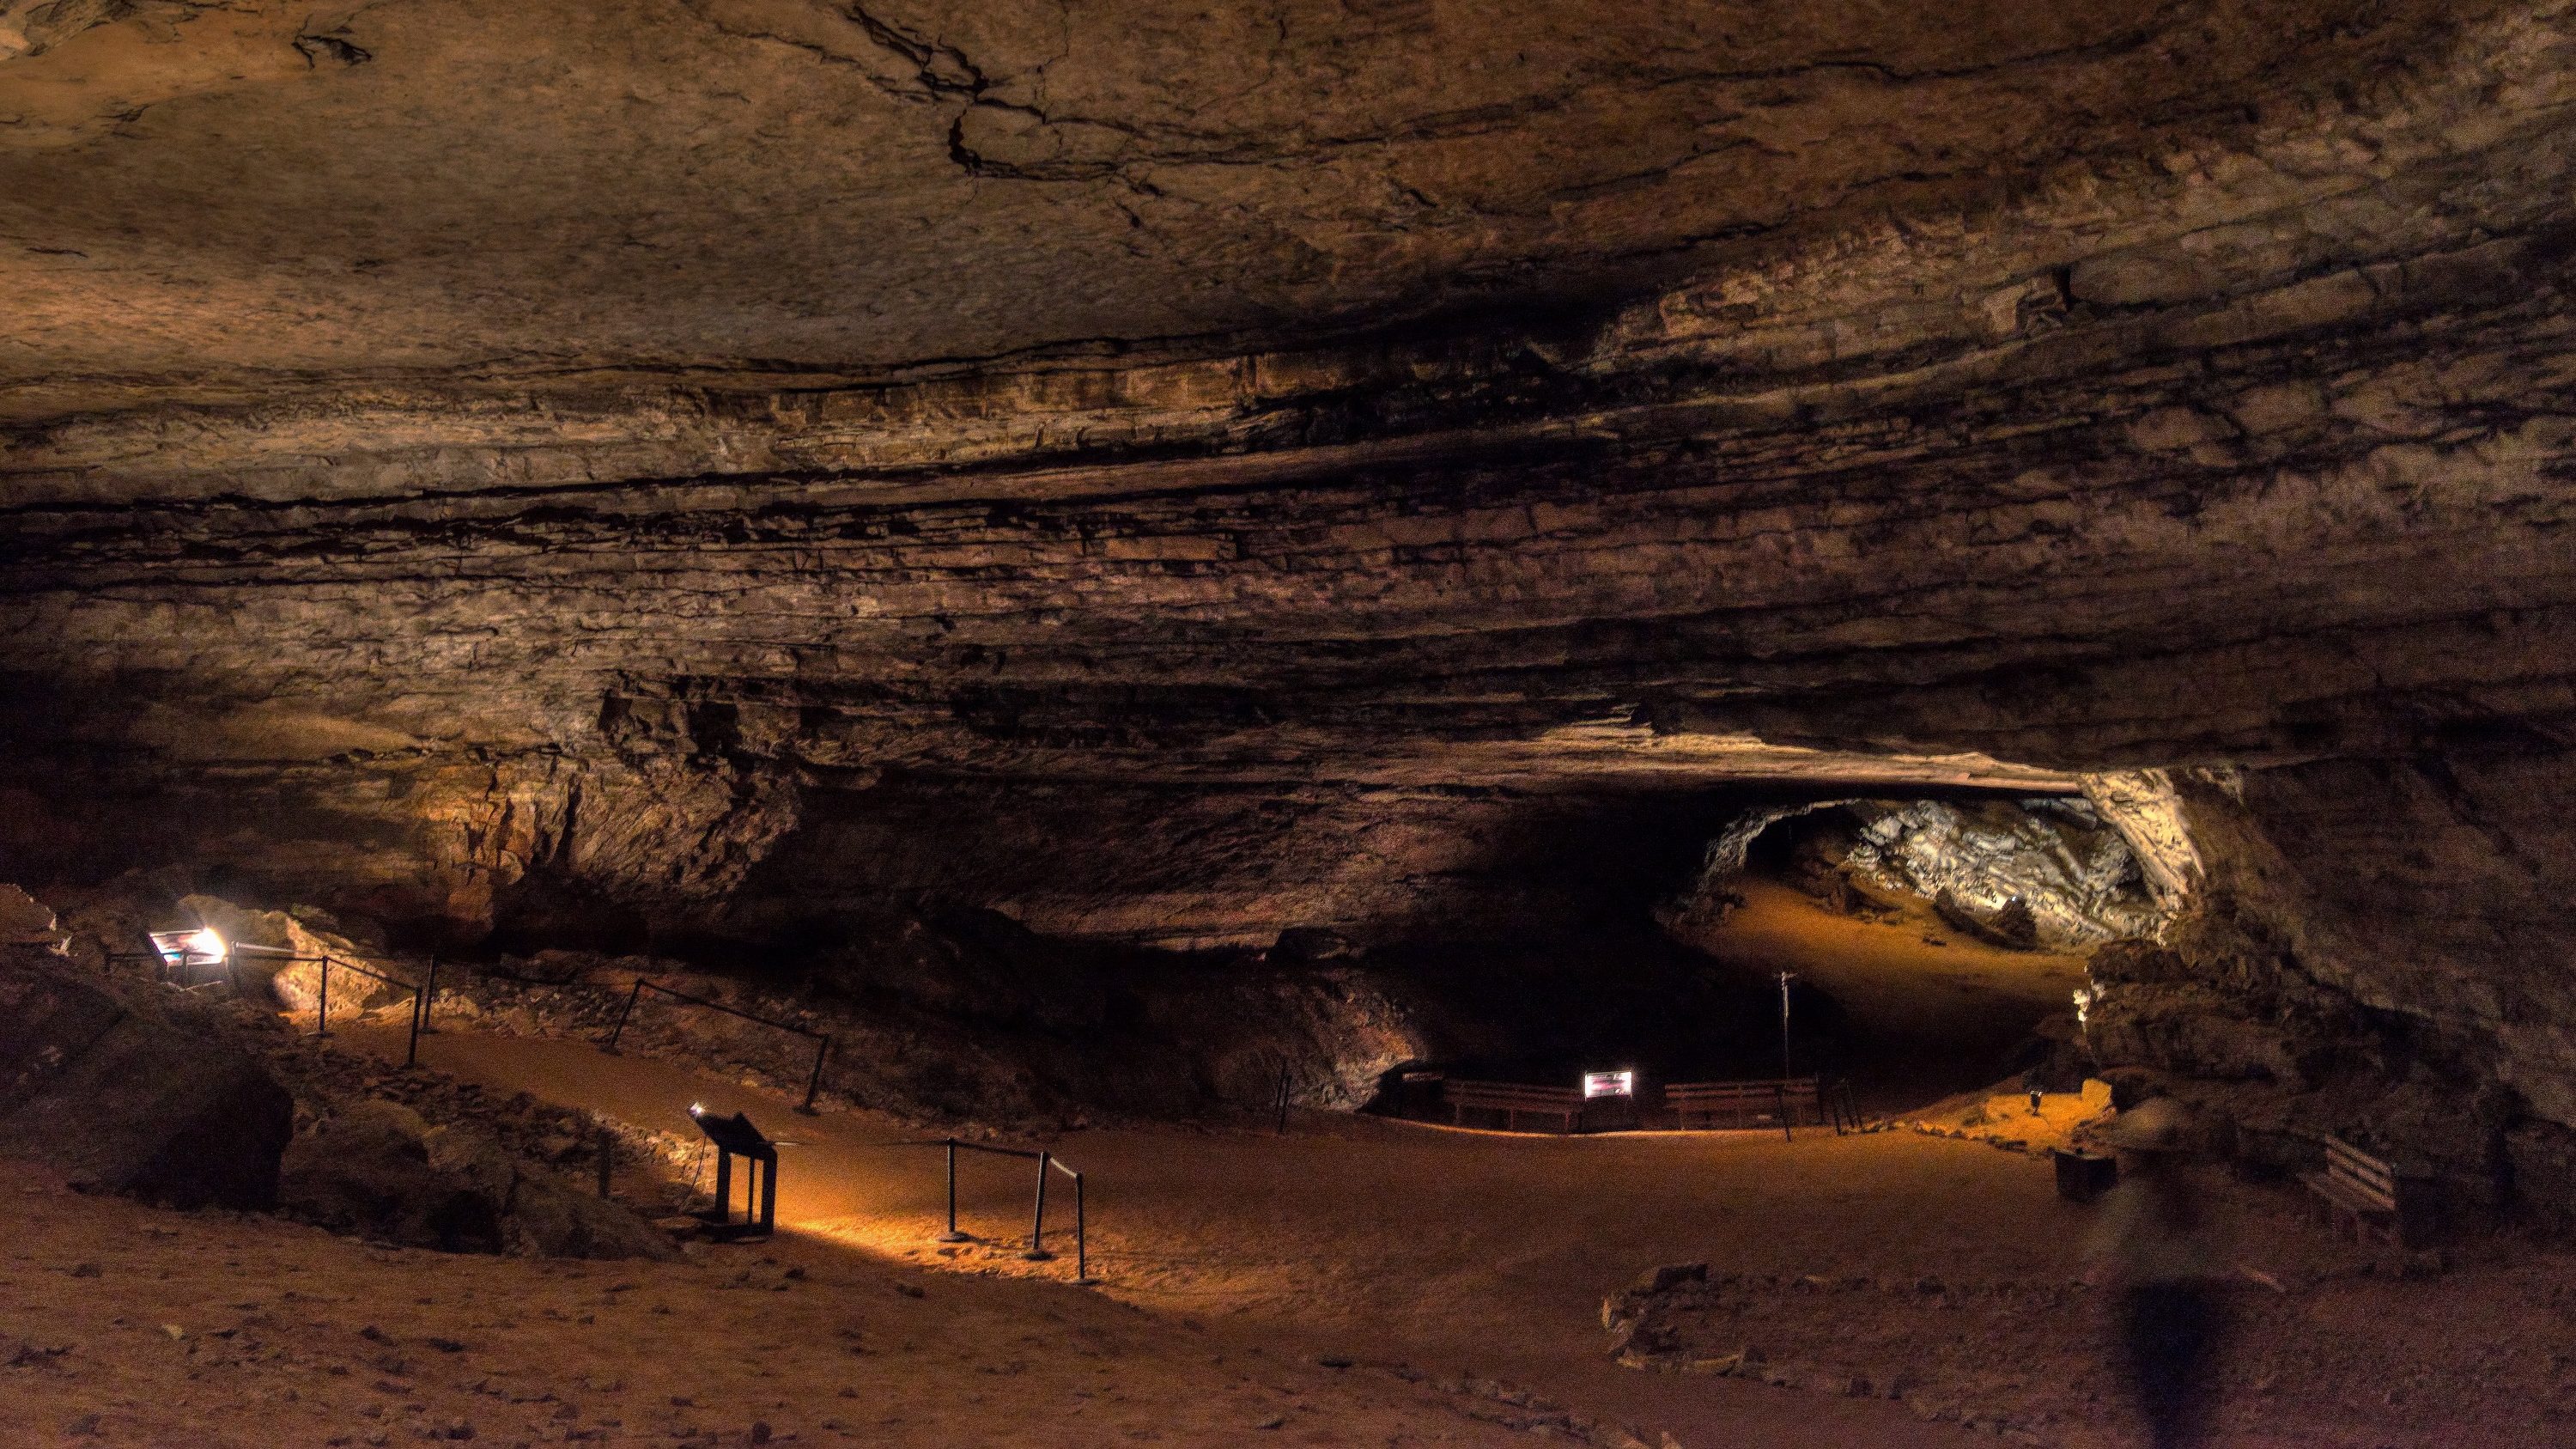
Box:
6;3;2576;1138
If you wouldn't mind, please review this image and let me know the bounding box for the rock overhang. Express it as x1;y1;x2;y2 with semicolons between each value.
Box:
7;0;2576;1157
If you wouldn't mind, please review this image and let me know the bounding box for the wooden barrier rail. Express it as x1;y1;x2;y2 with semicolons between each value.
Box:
1665;1076;1817;1140
1445;1080;1587;1133
1660;1076;1867;1140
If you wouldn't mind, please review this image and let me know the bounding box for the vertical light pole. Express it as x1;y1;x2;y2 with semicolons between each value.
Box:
1777;970;1796;1081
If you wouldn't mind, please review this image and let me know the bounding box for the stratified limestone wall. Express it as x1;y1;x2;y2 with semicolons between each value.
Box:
3;0;2576;1170
2081;752;2576;1212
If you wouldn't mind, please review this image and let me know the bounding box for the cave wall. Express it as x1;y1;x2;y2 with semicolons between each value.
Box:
729;776;1748;951
2076;751;2576;1208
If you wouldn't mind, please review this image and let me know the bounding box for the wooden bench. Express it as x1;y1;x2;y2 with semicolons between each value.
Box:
1665;1077;1823;1137
1446;1080;1586;1133
2302;1134;2422;1248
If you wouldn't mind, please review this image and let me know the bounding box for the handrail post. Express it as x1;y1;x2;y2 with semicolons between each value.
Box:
798;1036;828;1115
1024;1151;1054;1261
604;979;645;1052
1073;1171;1089;1283
404;980;422;1067
315;955;331;1038
938;1138;969;1242
419;955;439;1036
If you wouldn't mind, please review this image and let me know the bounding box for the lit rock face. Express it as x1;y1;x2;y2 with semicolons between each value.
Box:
1655;794;2167;949
1843;800;2160;948
3;2;2576;1161
1807;799;2162;949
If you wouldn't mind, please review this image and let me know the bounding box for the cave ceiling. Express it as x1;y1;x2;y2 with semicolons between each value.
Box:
0;0;2495;410
3;0;2576;931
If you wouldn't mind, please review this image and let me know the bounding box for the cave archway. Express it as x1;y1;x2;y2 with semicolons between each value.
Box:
1664;792;2175;1111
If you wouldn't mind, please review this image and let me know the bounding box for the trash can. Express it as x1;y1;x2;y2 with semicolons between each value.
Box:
2052;1148;2117;1202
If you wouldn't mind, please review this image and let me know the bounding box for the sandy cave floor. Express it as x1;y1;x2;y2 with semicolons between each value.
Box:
6;897;2567;1447
1698;880;2090;1032
0;1154;1585;1448
9;1021;2576;1446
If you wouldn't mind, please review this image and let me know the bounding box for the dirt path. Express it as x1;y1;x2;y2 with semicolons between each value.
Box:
336;1025;2043;1447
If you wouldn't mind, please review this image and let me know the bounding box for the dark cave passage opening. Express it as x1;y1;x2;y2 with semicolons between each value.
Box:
610;770;2182;1127
45;762;2181;1132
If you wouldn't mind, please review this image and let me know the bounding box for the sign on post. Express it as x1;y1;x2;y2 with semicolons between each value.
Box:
1583;1070;1636;1099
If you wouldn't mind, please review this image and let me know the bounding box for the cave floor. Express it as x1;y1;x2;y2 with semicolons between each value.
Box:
0;1157;1575;1448
1691;880;2092;1103
273;1023;2575;1448
319;1026;1993;1447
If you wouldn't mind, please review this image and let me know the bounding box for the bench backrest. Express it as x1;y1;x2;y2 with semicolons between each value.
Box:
2324;1134;2400;1211
1666;1077;1820;1103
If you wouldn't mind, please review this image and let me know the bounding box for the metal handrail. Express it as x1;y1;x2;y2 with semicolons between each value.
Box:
602;978;833;1115
1271;1056;1293;1135
118;940;433;1068
295;953;427;1067
875;1135;1093;1282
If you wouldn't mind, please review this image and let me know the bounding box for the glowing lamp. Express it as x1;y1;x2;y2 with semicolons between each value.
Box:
148;927;228;975
1583;1070;1636;1099
149;927;228;966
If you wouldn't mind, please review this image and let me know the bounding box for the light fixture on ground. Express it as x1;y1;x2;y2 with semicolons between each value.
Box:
147;927;229;989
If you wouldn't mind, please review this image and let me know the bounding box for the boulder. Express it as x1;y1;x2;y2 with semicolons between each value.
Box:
0;947;293;1209
279;1102;504;1253
0;886;70;954
281;1102;674;1259
421;1122;672;1259
495;1167;682;1261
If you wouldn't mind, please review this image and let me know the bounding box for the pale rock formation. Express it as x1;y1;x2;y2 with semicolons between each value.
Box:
1837;800;2163;949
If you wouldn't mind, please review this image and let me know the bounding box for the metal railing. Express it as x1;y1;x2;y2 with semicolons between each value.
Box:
1269;1056;1294;1135
112;941;433;1067
601;978;832;1115
880;1136;1093;1283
